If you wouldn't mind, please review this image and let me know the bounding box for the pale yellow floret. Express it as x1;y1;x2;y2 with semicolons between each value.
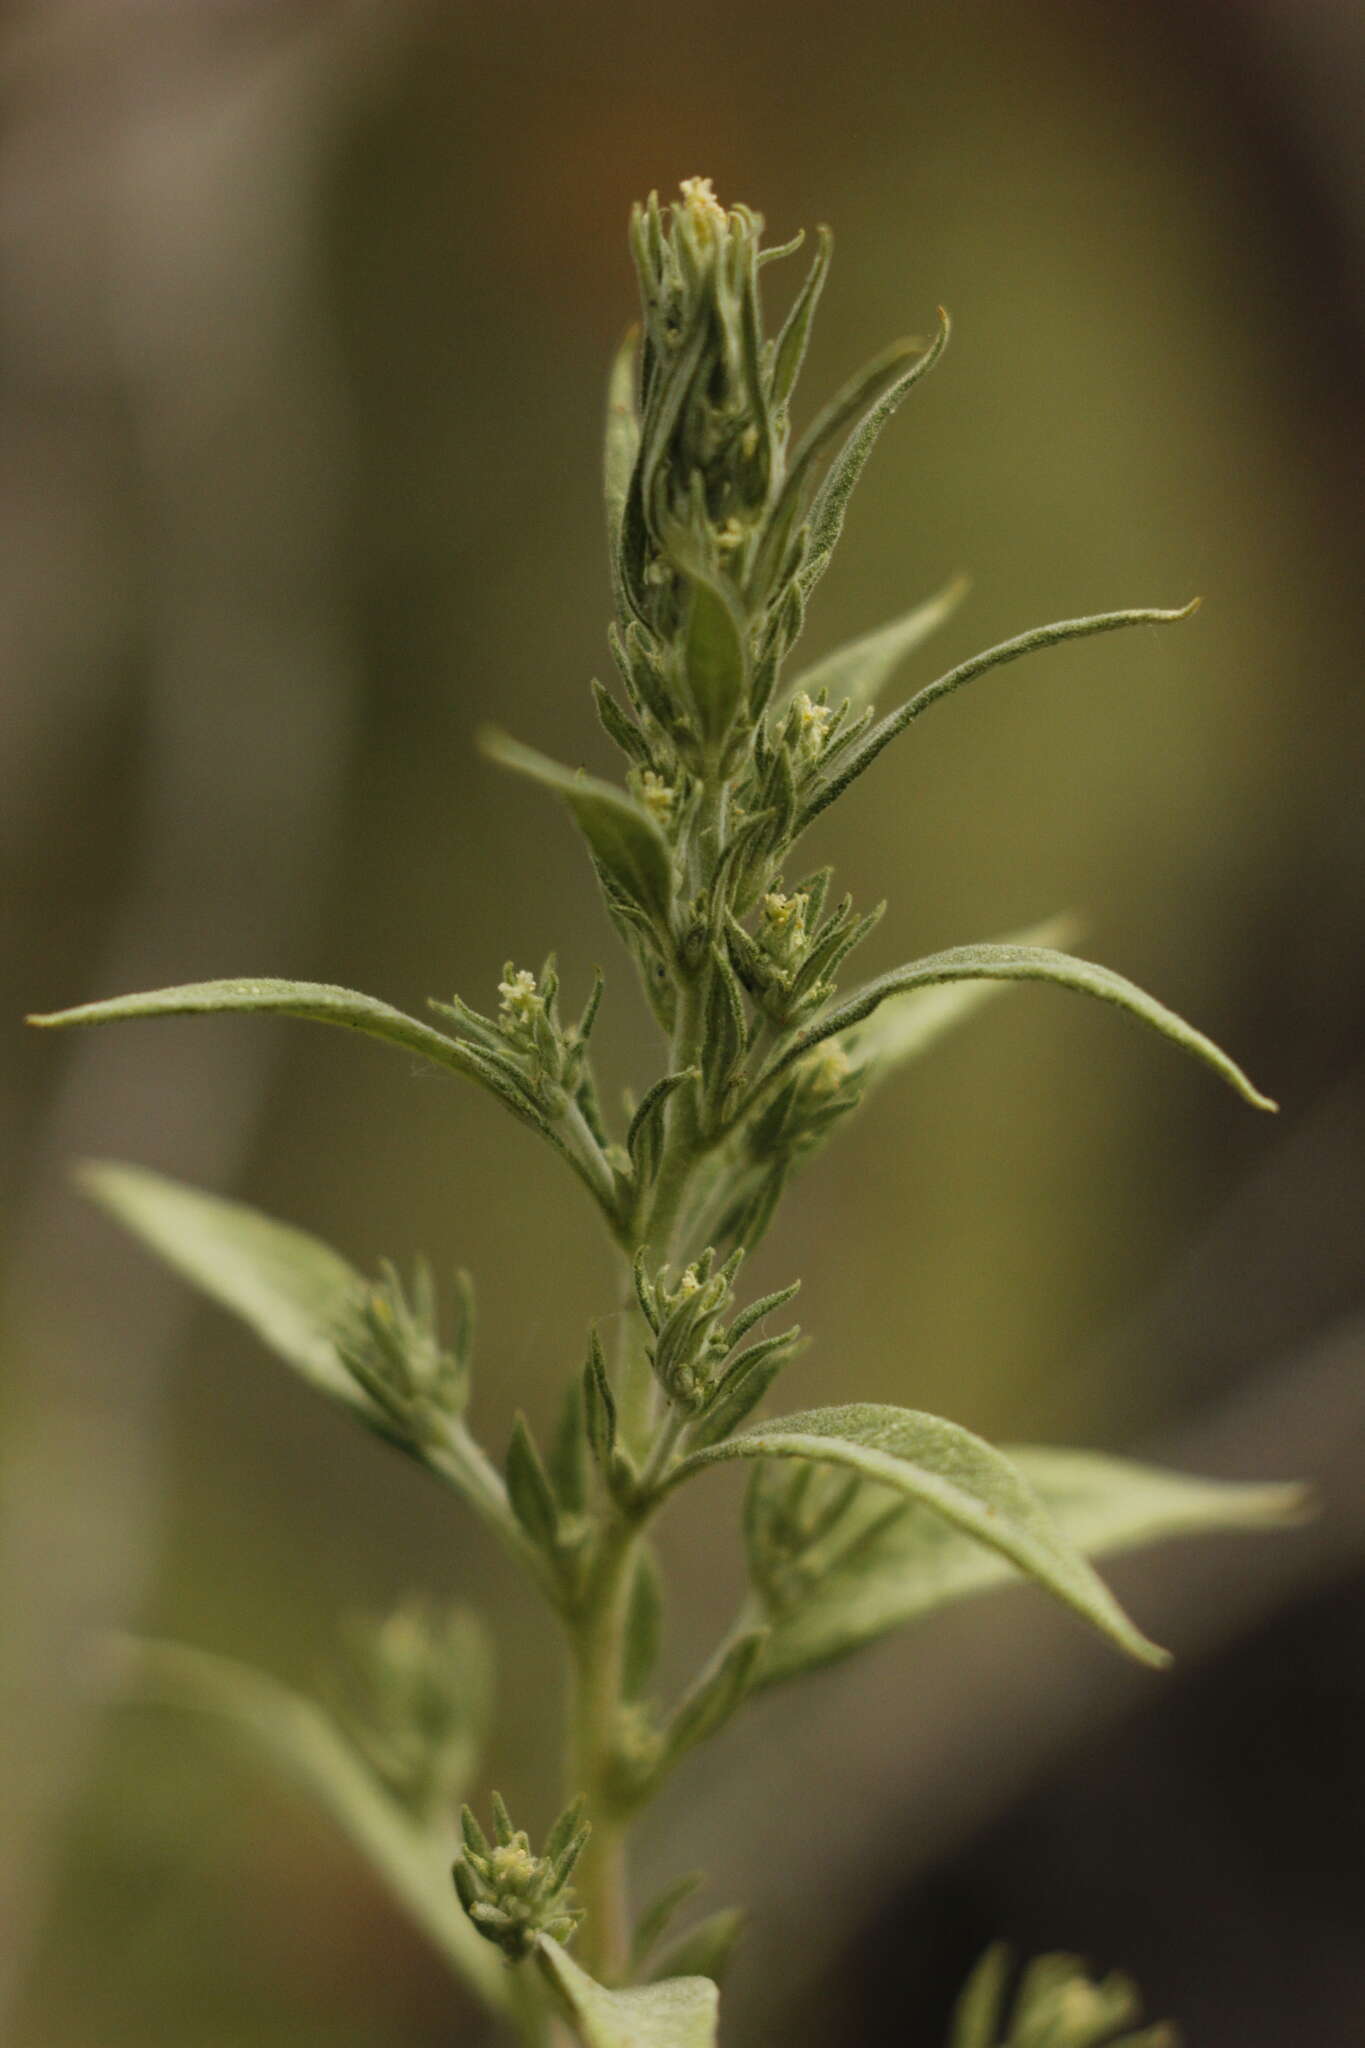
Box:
680;175;727;240
497;969;542;1027
761;889;810;966
793;691;836;761
636;769;676;821
488;1841;540;1894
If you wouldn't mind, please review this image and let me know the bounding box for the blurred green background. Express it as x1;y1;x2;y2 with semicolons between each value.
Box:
3;2;1362;2043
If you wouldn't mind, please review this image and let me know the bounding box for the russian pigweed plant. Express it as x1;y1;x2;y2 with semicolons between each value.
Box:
33;178;1303;2047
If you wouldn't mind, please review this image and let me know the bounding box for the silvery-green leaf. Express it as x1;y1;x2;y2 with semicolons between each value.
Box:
769;225;832;416
799;601;1196;828
668;1405;1170;1666
754;336;934;596
755;1444;1308;1687
105;1636;510;2015
481;730;675;928
658;1627;769;1768
846;913;1080;1085
757;943;1275;1112
30;976;475;1074
77;1163;536;1571
798;309;951;599
79;1162;376;1422
31;976;618;1217
681;567;749;752
604;324;640;556
535;1935;718;2048
782;572;968;711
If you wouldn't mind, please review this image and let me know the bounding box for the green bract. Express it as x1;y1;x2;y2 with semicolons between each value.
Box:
32;179;1295;2046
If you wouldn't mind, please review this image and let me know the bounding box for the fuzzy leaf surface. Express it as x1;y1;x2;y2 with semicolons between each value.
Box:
762;944;1275;1111
481;730;675;926
77;1163;530;1565
106;1637;509;2012
604;325;640;555
670;1406;1172;1666
536;1936;718;2048
844;913;1079;1084
754;1446;1308;1687
682;568;749;750
30;976;472;1073
79;1163;374;1420
783;572;968;710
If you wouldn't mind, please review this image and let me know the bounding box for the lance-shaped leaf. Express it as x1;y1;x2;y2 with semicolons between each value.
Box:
769;224;832;416
535;1934;719;2048
76;1163;537;1572
798;308;952;599
481;730;675;930
752;943;1275;1112
32;975;620;1216
103;1637;511;2015
666;1405;1172;1666
79;1162;382;1424
799;601;1197;829
680;566;749;753
845;912;1080;1085
782;572;969;711
604;324;640;557
752;332;940;597
30;975;480;1071
752;1445;1308;1688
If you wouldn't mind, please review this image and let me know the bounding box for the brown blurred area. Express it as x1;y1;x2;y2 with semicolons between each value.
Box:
2;2;1362;2043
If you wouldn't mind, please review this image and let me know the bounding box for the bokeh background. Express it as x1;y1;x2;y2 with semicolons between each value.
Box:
2;2;1363;2043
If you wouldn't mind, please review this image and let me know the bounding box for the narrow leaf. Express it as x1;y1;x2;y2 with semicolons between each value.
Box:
669;1406;1173;1667
583;1329;618;1466
799;308;951;598
783;572;969;710
505;1414;561;1554
30;976;477;1077
799;601;1197;829
681;568;749;752
104;1637;510;2013
628;1070;699;1189
76;1163;540;1572
755;335;933;595
550;1375;590;1514
661;1627;769;1766
481;730;675;928
757;942;1275;1112
535;1935;719;2048
604;324;640;553
754;1444;1308;1687
846;913;1080;1083
769;224;832;415
78;1163;376;1422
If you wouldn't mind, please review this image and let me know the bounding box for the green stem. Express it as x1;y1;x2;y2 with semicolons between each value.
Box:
566;1515;639;1982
